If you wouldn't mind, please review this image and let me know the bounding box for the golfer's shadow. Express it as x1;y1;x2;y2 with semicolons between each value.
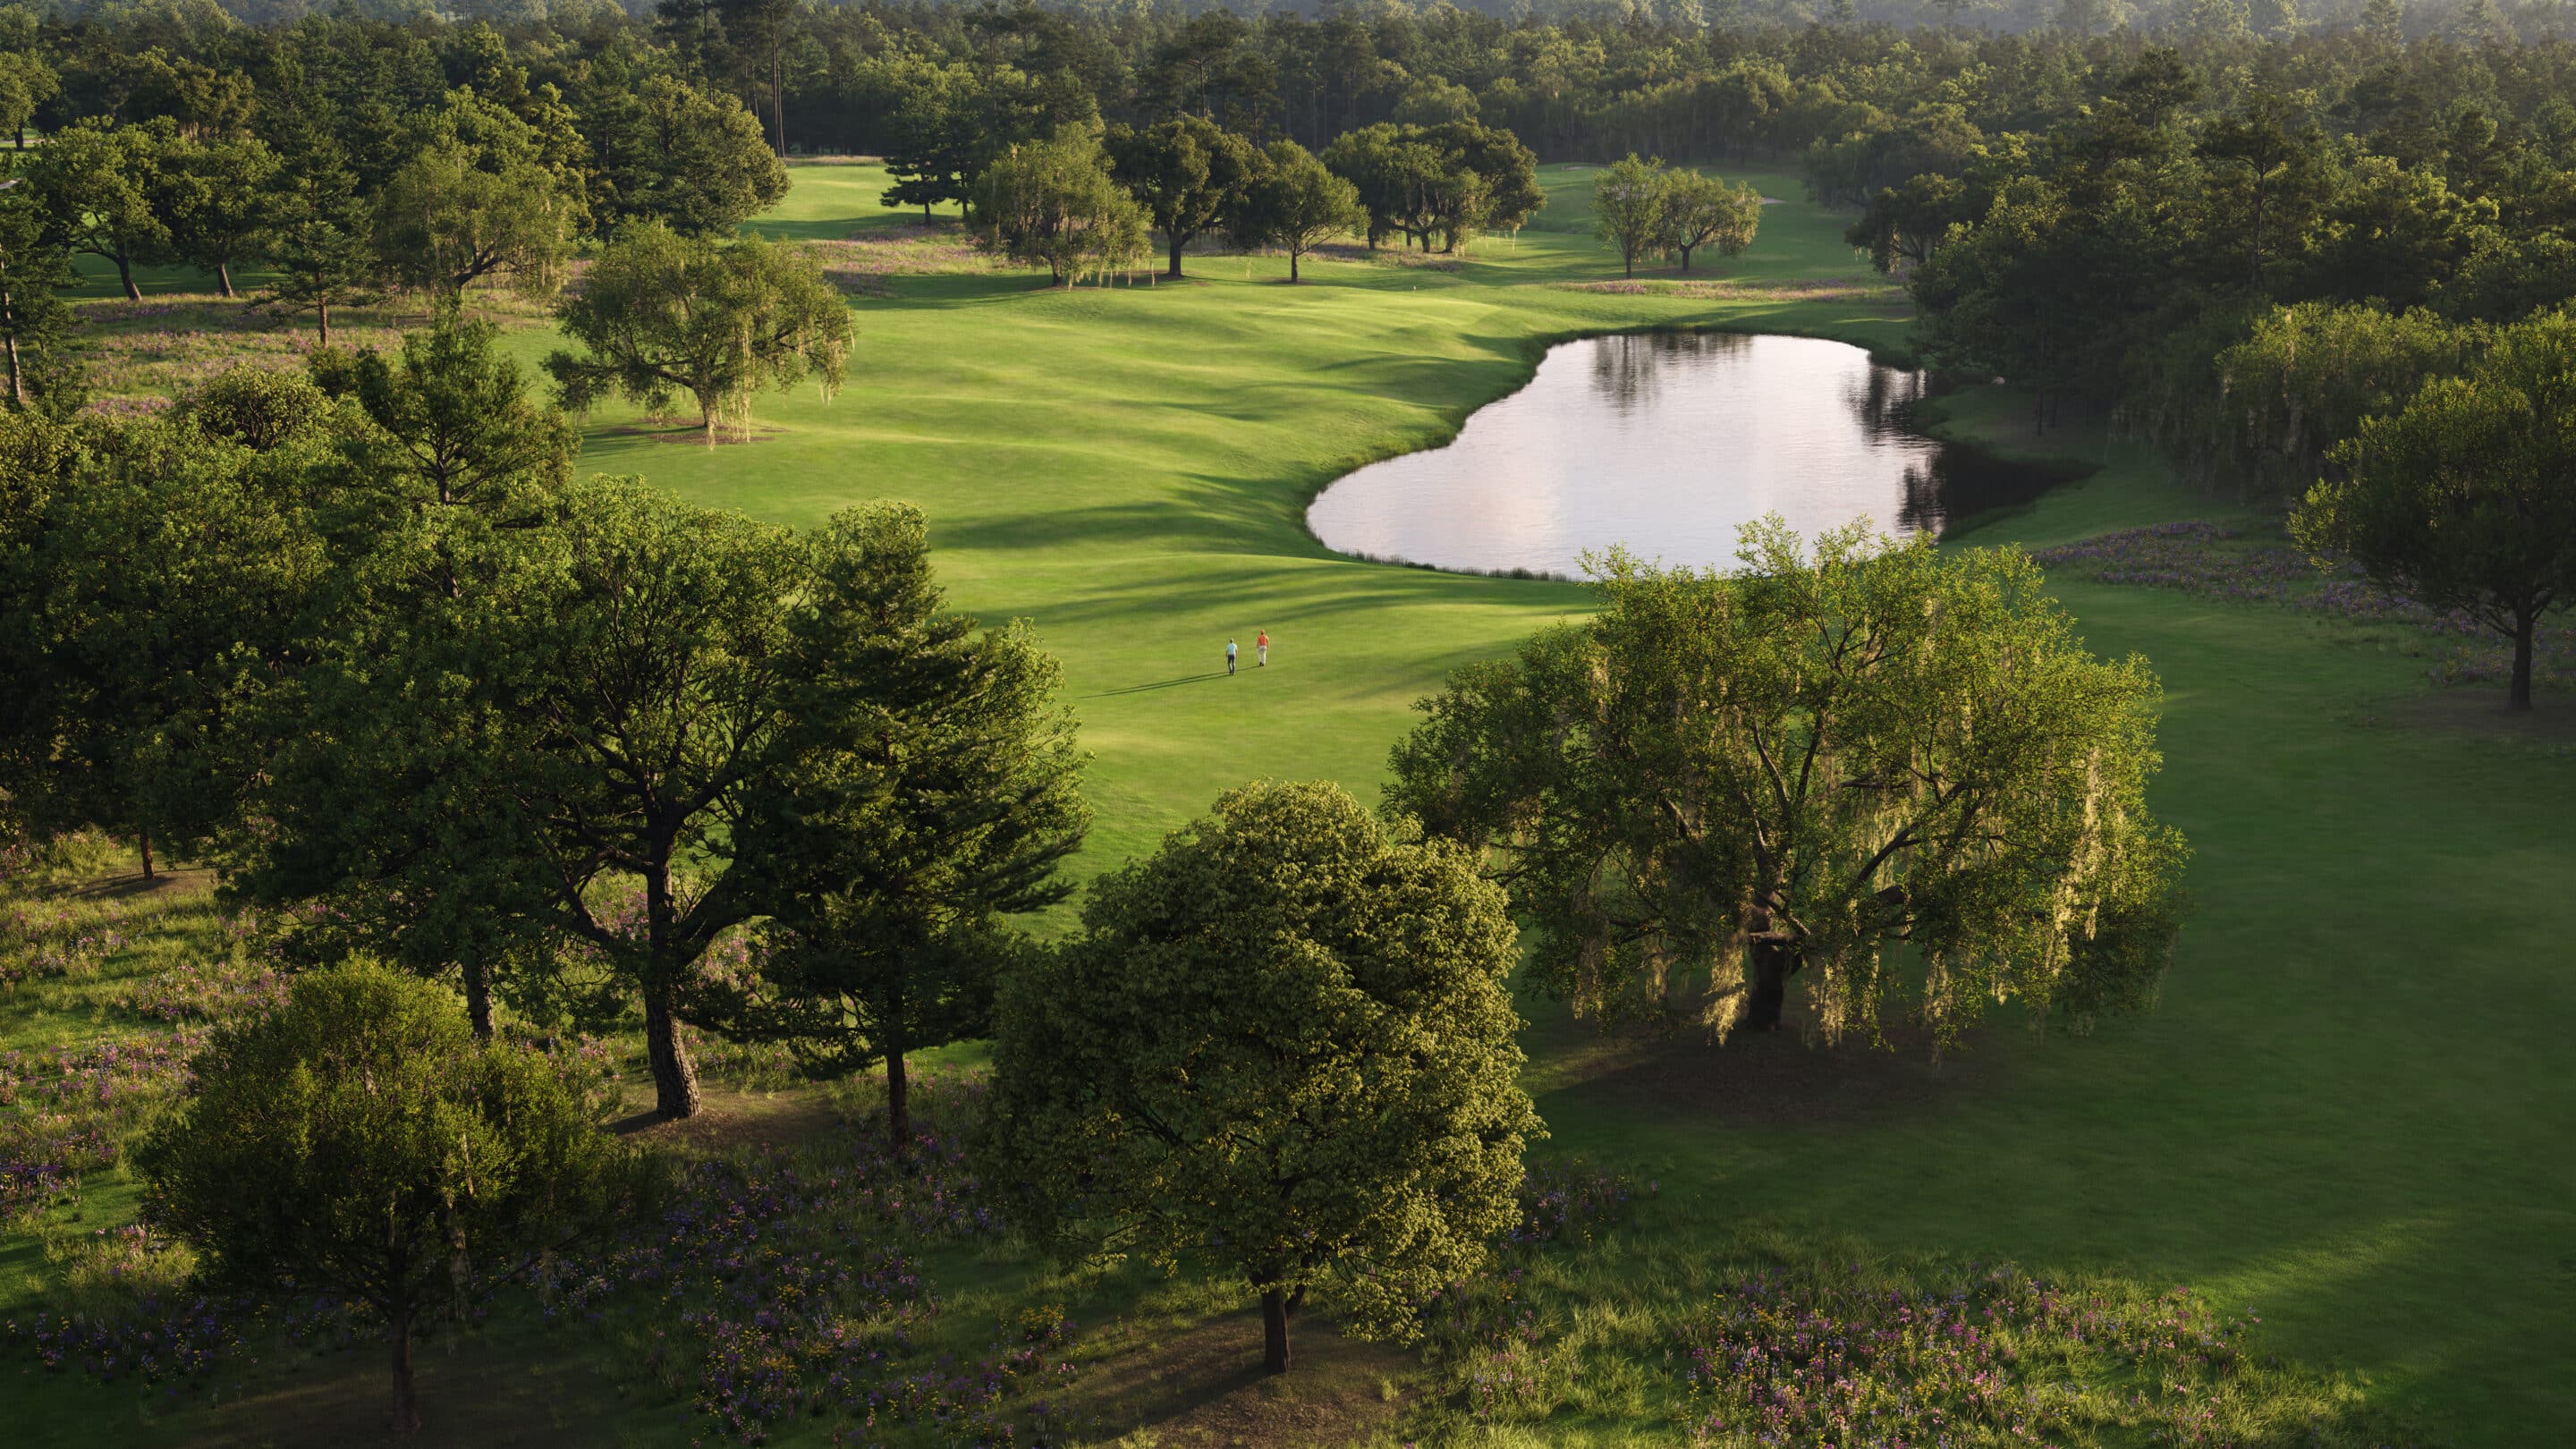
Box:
1088;671;1230;698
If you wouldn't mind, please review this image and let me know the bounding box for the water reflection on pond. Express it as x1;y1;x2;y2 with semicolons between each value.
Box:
1307;332;2088;578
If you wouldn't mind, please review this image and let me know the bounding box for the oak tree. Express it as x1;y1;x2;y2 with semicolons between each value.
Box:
1235;140;1363;284
26;119;170;301
1658;169;1762;273
1592;153;1668;278
156;134;277;298
1107;114;1258;278
0;181;79;410
988;780;1537;1377
2293;310;2576;710
969;124;1149;286
467;478;809;1118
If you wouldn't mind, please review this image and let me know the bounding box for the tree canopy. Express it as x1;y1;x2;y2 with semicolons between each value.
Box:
138;963;640;1432
1388;523;2189;1044
970;123;1149;286
1235;139;1363;284
2293;309;2576;710
1108;114;1258;279
546;225;851;443
987;780;1537;1377
697;502;1088;1148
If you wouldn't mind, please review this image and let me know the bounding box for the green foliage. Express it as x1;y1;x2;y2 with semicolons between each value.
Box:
587;72;787;239
546;223;850;441
1389;522;2187;1044
0;47;55;145
2211;301;2487;503
1593;153;1670;278
339;306;577;512
2294;309;2576;710
700;502;1087;1146
229;309;576;1035
461;477;809;1117
13;390;341;870
136;962;641;1431
374;90;579;299
0;179;80;412
153;135;278;298
183;366;333;452
1322;119;1542;254
969;123;1149;287
987;779;1538;1374
1657;169;1762;273
872;58;1099;222
1234;139;1364;283
259;141;383;347
1597;153;1761;274
1107;114;1258;278
25;118;171;302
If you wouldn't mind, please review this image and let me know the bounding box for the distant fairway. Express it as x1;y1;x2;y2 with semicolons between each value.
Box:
13;161;2572;1444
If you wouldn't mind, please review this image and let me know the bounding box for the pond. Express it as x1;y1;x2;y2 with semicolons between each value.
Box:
1306;332;2088;579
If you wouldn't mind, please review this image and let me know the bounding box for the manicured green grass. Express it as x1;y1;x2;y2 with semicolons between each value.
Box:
10;161;2571;1444
571;162;1911;876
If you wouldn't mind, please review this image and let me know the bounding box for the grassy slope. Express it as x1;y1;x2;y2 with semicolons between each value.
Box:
15;162;2571;1442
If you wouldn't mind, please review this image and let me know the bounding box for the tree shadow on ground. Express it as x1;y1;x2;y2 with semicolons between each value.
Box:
65;868;212;901
1086;671;1232;699
2360;689;2576;742
1063;1307;1409;1449
606;1084;844;1151
136;1328;635;1449
1529;996;2021;1131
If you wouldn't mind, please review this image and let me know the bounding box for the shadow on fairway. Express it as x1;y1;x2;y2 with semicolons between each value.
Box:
1089;671;1230;698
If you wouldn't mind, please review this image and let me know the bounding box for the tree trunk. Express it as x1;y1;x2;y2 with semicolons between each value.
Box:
1741;928;1791;1033
644;987;701;1119
1289;248;1301;284
2510;611;2536;711
389;1307;421;1432
1168;234;1184;279
4;326;21;408
138;830;154;881
885;1046;910;1150
463;957;494;1040
318;300;331;347
115;253;140;302
1259;1287;1291;1374
1679;245;1695;273
216;260;234;299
